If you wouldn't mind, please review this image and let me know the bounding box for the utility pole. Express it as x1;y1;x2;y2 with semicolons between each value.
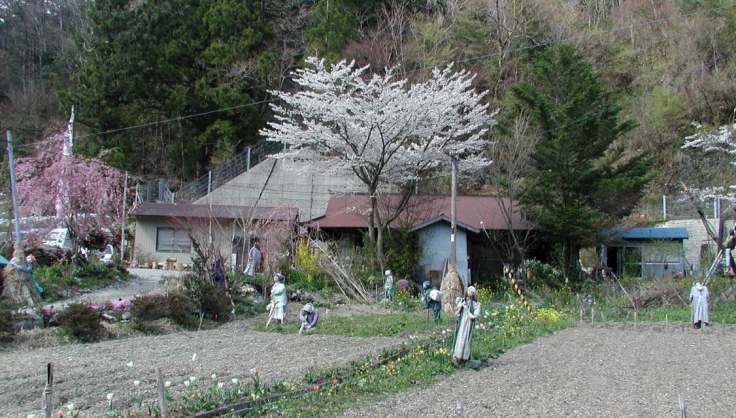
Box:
120;171;128;261
55;106;74;223
450;155;457;266
444;151;459;267
6;131;22;243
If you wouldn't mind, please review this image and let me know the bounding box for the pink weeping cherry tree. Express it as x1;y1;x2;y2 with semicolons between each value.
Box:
13;129;126;251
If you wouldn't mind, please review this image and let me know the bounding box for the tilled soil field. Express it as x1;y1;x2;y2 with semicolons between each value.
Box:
1;308;405;418
339;322;736;418
6;268;736;417
6;321;736;417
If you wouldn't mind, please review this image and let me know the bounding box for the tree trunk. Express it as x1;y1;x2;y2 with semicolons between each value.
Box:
561;241;581;283
1;243;41;307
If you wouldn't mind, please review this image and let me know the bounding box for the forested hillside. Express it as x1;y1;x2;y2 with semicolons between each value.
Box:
1;0;735;196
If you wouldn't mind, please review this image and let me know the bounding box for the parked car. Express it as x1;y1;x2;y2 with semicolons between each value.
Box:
94;244;115;263
42;228;73;250
43;228;115;263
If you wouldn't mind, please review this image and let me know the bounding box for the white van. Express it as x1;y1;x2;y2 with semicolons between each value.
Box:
43;228;72;249
43;228;115;262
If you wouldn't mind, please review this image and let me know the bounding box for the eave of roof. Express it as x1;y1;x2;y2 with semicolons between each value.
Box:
410;216;480;233
309;194;536;231
130;202;298;221
606;227;690;240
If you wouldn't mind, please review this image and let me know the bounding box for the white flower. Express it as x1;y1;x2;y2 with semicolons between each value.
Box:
126;361;134;368
66;404;75;412
217;382;224;389
106;393;114;401
164;381;171;388
133;380;140;387
211;373;217;380
232;378;239;384
189;376;196;383
27;415;36;418
184;380;190;387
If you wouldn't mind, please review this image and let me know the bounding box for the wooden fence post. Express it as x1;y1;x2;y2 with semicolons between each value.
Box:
156;368;171;418
44;362;53;418
634;312;637;330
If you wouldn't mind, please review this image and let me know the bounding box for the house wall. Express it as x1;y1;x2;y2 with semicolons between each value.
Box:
605;241;687;278
418;223;469;287
132;216;236;269
662;218;721;271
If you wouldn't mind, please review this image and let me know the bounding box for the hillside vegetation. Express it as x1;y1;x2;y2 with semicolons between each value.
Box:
1;0;734;194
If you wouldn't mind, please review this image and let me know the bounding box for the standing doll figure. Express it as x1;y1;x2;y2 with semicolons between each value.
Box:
421;281;442;323
726;230;736;275
268;273;287;325
383;270;395;301
211;259;226;290
452;286;481;364
244;243;262;276
689;282;710;329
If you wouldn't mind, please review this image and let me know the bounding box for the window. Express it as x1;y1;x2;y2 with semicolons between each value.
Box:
156;227;191;252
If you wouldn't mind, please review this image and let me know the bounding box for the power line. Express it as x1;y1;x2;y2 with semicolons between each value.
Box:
48;3;736;140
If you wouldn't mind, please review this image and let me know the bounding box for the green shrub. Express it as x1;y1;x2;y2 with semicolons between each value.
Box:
131;293;193;326
382;226;422;280
57;303;104;342
0;311;14;343
230;295;257;316
35;263;130;302
288;268;330;291
182;274;234;321
523;259;566;289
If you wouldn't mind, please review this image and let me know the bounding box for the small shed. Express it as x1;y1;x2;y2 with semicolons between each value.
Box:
602;227;690;278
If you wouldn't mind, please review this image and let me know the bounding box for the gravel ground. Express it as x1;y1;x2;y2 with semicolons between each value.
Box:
6;269;736;417
43;268;184;311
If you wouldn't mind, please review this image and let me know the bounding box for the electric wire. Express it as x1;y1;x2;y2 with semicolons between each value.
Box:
6;2;732;146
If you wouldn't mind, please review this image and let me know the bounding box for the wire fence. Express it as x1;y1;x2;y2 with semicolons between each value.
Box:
634;196;734;221
175;141;284;203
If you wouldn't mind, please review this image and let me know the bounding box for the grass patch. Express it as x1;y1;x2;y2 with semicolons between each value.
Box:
243;308;574;417
34;262;130;302
602;302;736;324
252;311;445;337
147;300;573;418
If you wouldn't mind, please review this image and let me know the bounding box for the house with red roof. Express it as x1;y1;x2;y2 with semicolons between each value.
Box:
310;193;538;286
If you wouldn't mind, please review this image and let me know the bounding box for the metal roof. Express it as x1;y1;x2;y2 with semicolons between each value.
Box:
130;202;298;221
609;227;690;240
310;194;536;231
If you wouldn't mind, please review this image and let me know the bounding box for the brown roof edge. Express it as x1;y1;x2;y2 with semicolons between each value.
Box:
129;202;298;221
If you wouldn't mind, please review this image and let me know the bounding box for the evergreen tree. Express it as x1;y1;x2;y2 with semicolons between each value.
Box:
304;0;354;64
510;43;652;280
64;0;270;179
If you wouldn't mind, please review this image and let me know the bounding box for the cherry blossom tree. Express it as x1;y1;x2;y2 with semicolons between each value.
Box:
14;129;126;250
680;123;736;249
681;123;736;202
261;56;498;268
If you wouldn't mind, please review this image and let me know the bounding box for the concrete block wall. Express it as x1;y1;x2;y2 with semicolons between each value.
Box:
662;218;722;271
